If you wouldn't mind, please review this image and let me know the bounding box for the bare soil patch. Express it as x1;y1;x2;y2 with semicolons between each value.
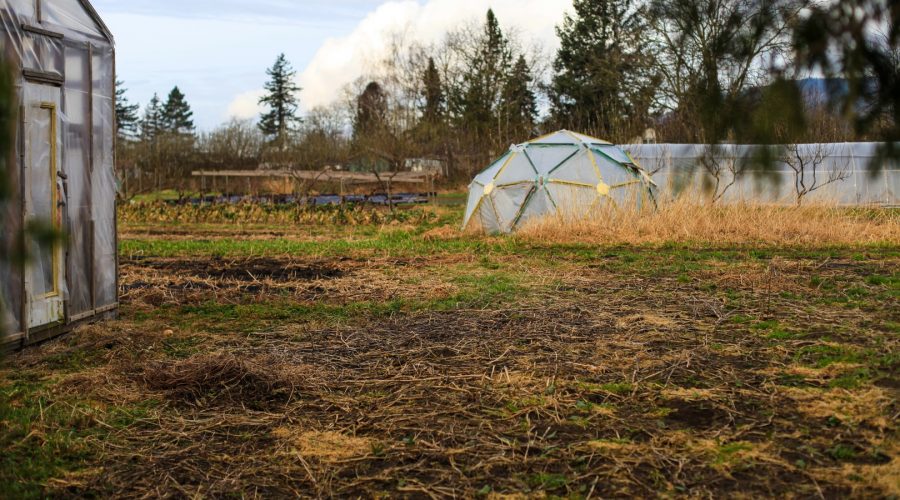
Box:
137;256;345;282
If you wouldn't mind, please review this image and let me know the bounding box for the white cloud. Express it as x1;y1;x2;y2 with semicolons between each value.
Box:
227;0;572;118
227;89;266;120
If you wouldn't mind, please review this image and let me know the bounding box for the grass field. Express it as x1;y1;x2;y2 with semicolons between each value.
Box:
2;201;899;498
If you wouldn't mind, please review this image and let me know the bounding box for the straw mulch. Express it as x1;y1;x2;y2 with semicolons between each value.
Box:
16;250;894;498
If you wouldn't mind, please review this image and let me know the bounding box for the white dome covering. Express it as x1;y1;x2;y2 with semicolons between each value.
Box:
463;130;657;233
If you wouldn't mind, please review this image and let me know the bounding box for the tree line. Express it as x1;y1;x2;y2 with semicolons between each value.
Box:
115;0;899;196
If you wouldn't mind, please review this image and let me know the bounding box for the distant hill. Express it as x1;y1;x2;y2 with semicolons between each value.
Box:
795;77;878;110
795;78;848;107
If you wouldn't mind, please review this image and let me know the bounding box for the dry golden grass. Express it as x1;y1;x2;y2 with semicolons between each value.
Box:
516;198;899;246
272;429;374;462
842;456;900;497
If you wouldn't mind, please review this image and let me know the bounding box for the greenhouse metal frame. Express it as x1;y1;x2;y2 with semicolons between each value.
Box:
463;130;657;234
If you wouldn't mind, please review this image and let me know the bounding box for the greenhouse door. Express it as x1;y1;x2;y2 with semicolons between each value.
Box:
24;84;65;330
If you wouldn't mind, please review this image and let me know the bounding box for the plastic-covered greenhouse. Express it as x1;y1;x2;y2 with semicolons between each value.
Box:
0;0;116;350
463;130;656;234
625;143;899;205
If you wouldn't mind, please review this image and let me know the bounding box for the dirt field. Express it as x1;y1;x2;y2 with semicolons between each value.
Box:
2;204;898;498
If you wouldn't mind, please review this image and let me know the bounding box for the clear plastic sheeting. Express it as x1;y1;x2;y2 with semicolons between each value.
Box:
63;47;91;312
0;0;116;344
91;43;115;308
552;150;600;185
92;91;116;307
25;85;56;296
22;32;65;75
624;143;900;205
494;153;534;186
23;82;67;329
526;145;578;173
463;130;657;234
43;0;105;40
5;0;33;17
0;128;23;334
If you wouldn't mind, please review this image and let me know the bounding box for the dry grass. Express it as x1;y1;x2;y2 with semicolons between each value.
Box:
516;198;899;246
12;249;884;498
4;203;898;498
138;353;299;407
273;429;375;462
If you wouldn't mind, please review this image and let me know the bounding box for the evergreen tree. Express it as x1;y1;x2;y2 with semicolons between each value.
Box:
140;93;164;141
421;57;445;125
353;81;398;172
115;79;140;140
551;0;658;138
259;53;302;141
162;86;195;135
354;81;389;141
139;94;165;189
456;9;512;134
501;55;537;135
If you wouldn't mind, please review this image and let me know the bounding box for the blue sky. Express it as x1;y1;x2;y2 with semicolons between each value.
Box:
92;0;571;130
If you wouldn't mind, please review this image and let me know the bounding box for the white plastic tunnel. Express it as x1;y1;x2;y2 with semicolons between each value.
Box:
462;130;657;234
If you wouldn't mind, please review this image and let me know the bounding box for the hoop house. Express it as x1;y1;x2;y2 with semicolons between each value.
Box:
463;130;656;234
0;0;117;350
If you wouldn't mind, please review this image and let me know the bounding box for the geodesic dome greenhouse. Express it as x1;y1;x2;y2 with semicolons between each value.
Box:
462;130;657;234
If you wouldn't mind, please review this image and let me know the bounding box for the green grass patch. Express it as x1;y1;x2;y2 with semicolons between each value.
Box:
527;472;568;491
156;271;527;333
751;320;797;340
714;441;754;465
0;378;154;499
600;382;634;395
795;345;863;368
41;348;100;373
162;336;204;359
121;229;496;259
828;444;857;461
828;368;872;389
775;373;811;387
730;314;754;325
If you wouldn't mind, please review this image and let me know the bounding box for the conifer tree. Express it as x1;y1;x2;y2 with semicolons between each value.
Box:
501;55;537;135
421;57;445;125
457;9;512;134
141;93;164;141
354;81;389;142
551;0;657;138
162;86;195;135
259;53;302;142
139;94;165;189
115;79;140;140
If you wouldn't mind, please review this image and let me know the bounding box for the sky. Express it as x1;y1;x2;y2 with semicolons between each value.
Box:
91;0;574;131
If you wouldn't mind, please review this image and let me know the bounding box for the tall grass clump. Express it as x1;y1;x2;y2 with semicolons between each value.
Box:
515;197;899;246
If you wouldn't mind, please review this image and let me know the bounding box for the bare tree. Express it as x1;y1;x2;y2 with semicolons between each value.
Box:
649;0;808;142
200;119;263;170
295;104;350;170
783;143;850;205
699;144;745;203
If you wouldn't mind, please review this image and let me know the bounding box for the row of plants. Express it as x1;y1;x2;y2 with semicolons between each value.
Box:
119;201;443;226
